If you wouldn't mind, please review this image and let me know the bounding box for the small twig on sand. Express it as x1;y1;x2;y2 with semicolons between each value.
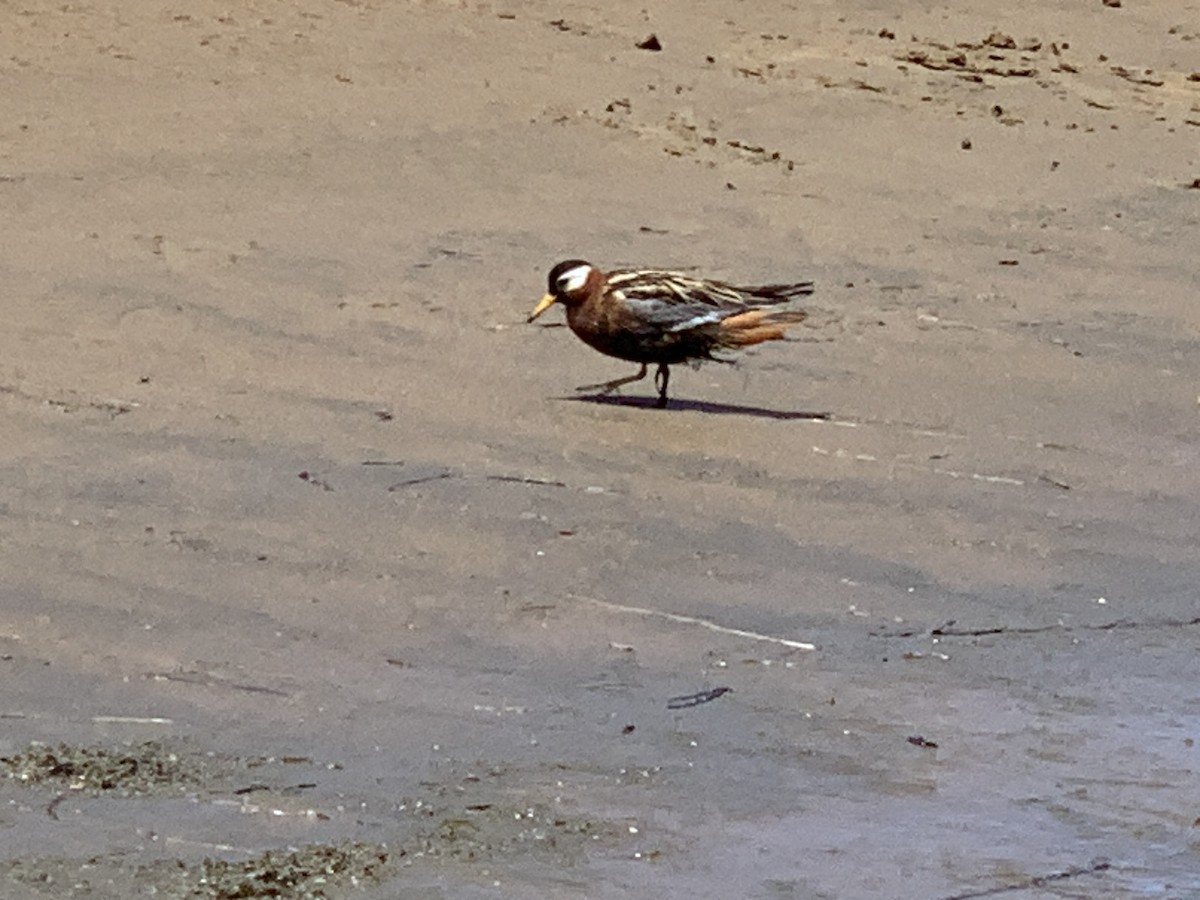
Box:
667;687;732;709
880;616;1200;640
148;670;290;697
574;595;816;651
940;860;1110;899
46;793;66;820
484;475;567;487
387;471;456;489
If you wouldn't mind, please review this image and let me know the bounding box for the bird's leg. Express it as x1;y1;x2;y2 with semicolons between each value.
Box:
654;364;670;408
576;364;648;395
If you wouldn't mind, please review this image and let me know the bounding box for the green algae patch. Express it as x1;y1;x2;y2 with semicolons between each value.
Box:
3;842;391;899
1;741;203;796
189;842;390;899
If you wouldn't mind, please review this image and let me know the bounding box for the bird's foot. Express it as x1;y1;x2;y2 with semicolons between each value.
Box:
654;364;671;408
575;364;649;395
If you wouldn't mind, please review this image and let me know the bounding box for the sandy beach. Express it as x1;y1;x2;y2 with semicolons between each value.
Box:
2;1;1199;896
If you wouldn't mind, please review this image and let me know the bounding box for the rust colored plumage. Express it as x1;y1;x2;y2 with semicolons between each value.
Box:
528;259;813;407
716;308;810;346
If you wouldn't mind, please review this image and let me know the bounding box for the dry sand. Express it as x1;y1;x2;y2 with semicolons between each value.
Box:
2;1;1199;897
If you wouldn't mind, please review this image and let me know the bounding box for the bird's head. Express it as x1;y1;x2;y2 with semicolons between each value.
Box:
528;260;598;322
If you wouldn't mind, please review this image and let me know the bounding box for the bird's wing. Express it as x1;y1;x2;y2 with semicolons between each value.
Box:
605;269;811;332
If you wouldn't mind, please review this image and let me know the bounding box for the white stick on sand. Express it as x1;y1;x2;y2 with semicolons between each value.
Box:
574;595;816;651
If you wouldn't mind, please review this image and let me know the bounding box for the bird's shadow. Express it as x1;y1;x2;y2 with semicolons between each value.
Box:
561;392;831;421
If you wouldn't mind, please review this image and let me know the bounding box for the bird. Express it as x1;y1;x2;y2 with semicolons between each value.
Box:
527;259;814;408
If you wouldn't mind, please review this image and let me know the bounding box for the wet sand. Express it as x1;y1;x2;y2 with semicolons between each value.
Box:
2;1;1199;897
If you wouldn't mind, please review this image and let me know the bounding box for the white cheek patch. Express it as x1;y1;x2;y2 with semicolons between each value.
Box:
558;265;592;293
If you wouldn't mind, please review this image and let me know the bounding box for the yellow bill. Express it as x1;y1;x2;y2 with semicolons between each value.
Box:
527;293;557;323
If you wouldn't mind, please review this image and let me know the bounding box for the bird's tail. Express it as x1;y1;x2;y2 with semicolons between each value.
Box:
743;281;815;303
716;308;809;347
